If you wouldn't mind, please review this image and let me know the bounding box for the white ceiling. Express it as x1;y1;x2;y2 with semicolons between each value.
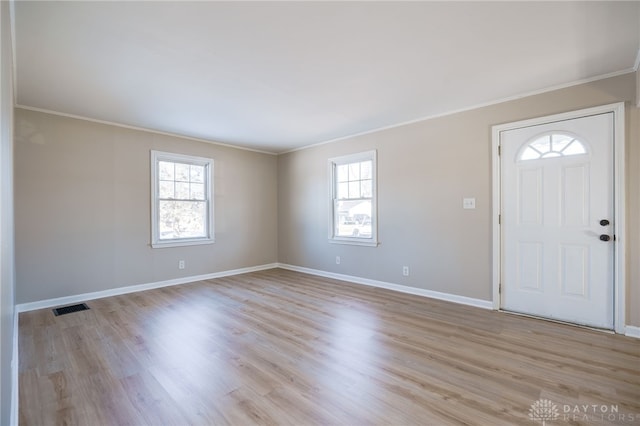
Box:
13;1;640;153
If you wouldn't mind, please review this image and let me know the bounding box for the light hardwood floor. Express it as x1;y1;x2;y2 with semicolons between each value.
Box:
19;269;640;425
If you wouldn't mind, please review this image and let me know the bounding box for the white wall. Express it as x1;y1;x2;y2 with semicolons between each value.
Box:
0;1;16;424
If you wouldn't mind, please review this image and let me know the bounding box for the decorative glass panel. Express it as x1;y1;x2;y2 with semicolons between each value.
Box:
519;133;587;161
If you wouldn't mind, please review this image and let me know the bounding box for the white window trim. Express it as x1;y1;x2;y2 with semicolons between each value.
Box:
328;150;379;247
151;150;215;248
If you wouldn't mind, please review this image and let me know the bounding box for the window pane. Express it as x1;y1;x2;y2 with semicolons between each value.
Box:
159;161;174;180
175;163;190;182
360;161;372;179
530;136;551;153
335;200;372;238
562;140;586;155
541;152;562;158
552;134;573;152
159;200;206;239
520;147;540;161
337;164;349;183
348;163;360;180
349;181;360;198
175;182;190;199
361;180;372;198
190;183;205;200
190;165;205;183
337;182;349;199
159;181;174;199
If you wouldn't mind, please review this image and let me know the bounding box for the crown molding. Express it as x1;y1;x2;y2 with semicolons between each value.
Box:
14;104;278;156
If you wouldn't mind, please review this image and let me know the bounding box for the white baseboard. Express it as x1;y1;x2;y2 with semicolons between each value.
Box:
15;263;279;313
10;308;18;426
15;262;635;338
277;263;493;310
625;325;640;339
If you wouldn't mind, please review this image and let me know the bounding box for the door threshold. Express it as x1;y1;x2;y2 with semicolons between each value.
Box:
499;309;615;334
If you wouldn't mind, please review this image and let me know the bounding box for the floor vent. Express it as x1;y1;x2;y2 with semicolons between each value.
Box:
52;303;90;316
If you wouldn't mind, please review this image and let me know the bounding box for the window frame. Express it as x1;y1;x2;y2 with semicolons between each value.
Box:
328;150;378;247
150;150;215;248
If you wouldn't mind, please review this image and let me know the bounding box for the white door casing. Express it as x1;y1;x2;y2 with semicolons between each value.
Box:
491;103;626;332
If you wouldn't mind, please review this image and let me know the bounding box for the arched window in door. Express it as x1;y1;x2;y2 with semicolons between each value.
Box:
519;133;587;161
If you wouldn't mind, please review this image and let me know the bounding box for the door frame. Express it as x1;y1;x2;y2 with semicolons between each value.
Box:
491;102;626;333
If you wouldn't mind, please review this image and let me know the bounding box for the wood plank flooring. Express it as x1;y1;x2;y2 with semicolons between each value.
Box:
19;268;640;425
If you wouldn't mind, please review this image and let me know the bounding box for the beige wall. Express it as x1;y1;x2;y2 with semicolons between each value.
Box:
278;72;640;326
0;1;16;424
13;72;640;329
14;109;278;304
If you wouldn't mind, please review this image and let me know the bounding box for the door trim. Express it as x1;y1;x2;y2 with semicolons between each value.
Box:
491;102;626;333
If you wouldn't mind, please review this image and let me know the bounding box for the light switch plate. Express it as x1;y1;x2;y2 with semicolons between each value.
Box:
463;198;476;209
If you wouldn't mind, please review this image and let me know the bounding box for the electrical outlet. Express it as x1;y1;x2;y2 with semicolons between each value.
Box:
402;266;409;276
336;256;341;265
463;197;476;209
178;260;185;270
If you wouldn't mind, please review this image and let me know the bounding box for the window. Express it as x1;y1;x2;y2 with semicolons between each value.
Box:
329;150;378;246
151;151;214;248
519;133;587;161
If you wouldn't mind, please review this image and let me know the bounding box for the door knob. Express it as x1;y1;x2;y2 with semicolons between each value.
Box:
599;234;611;242
600;219;610;226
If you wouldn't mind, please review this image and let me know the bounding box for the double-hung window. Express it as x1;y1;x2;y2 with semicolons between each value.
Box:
151;151;214;248
329;150;378;246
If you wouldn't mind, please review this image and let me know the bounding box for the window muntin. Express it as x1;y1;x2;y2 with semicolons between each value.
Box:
519;133;587;161
329;151;377;245
151;151;214;248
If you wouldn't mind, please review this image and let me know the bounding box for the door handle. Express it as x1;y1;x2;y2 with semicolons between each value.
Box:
599;234;611;242
600;219;610;226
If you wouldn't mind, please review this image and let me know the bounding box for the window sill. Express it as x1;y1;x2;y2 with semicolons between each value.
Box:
151;238;215;249
328;238;379;247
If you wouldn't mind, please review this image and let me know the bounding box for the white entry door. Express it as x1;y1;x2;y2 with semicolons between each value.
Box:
501;112;614;329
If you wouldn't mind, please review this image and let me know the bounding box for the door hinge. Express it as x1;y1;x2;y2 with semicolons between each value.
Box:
499;283;502;294
498;214;501;225
498;145;501;156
